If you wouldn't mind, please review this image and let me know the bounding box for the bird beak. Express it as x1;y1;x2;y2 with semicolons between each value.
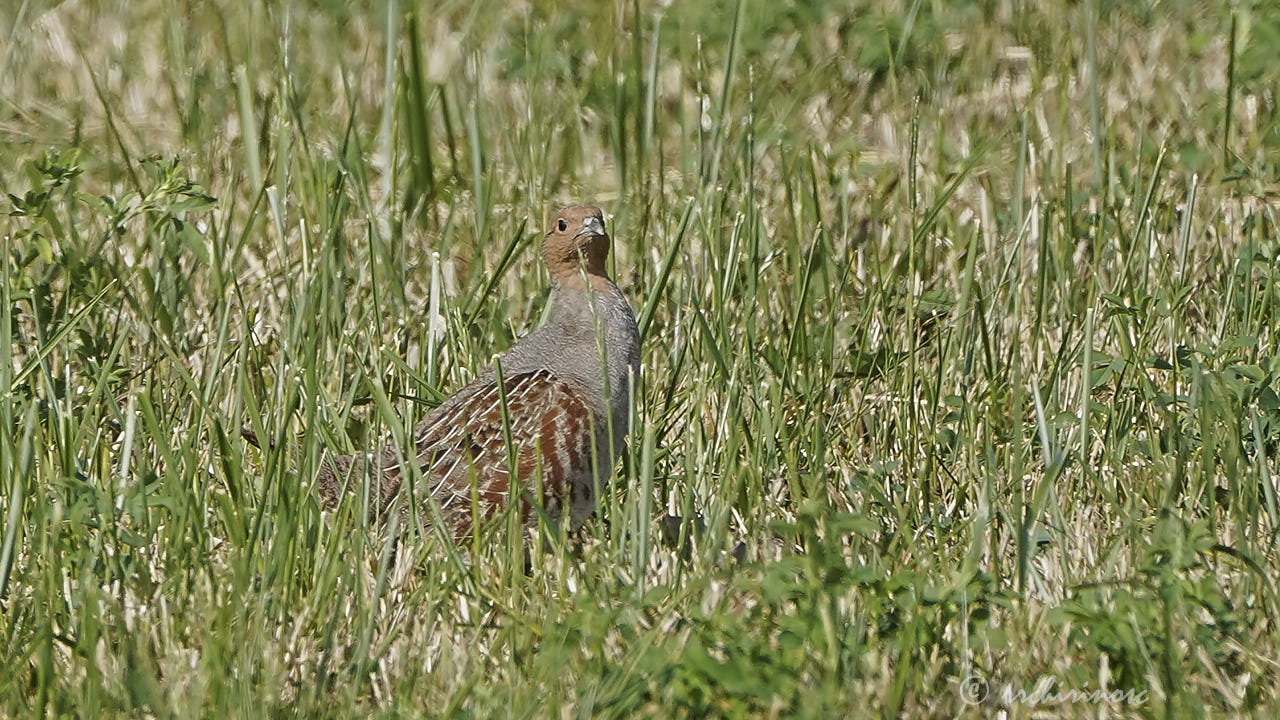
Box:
578;216;607;238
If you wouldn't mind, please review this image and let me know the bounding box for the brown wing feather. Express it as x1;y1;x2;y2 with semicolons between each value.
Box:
316;370;599;539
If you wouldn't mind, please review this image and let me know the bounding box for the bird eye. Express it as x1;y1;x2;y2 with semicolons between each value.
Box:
557;219;567;232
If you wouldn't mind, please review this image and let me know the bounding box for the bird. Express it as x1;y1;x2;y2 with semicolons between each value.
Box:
315;206;640;540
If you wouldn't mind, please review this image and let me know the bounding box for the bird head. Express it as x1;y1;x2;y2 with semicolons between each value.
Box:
542;205;611;282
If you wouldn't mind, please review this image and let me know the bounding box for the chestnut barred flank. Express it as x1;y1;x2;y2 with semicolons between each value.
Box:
318;370;602;539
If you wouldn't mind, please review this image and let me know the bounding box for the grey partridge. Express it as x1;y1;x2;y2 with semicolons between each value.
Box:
317;206;640;540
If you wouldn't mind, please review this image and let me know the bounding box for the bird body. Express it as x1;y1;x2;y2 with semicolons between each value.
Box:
317;206;639;539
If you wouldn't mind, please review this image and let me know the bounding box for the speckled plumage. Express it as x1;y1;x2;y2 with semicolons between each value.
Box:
317;206;640;539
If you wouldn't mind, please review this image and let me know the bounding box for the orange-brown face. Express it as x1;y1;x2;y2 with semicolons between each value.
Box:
542;205;610;277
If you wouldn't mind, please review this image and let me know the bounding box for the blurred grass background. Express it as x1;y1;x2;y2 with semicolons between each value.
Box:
2;0;1279;716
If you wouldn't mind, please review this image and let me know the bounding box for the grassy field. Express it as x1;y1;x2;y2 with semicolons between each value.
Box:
3;0;1279;716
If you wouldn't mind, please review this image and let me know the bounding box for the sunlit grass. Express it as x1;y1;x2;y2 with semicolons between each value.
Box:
2;0;1279;716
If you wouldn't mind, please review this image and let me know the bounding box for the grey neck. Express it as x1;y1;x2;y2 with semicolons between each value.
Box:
500;280;640;421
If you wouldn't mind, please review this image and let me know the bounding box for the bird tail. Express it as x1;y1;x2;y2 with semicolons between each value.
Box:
240;425;264;449
241;423;356;514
